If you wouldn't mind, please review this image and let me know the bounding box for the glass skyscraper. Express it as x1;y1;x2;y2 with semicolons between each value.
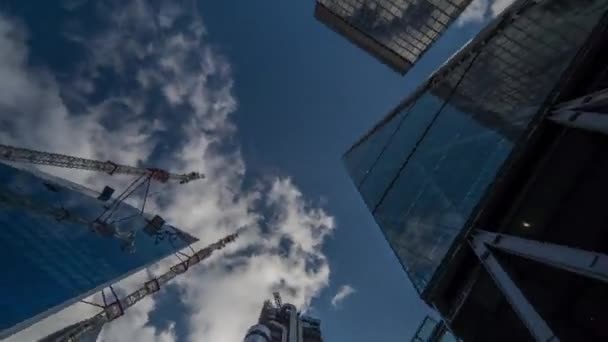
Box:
0;162;198;339
343;0;608;294
314;0;473;74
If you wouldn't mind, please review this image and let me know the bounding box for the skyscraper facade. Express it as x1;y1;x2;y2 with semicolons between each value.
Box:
0;162;198;339
344;0;608;340
314;0;473;74
244;298;323;342
343;0;607;295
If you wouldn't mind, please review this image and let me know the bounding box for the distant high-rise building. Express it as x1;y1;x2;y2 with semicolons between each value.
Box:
344;0;608;340
244;295;322;342
0;162;198;339
314;0;473;74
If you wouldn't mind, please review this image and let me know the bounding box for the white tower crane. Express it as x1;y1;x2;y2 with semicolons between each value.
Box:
0;144;203;184
40;232;239;342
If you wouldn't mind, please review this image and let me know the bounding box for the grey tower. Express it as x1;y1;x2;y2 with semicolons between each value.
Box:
244;293;322;342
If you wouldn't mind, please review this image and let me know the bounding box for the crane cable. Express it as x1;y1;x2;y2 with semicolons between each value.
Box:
108;174;153;225
105;175;151;221
92;172;150;225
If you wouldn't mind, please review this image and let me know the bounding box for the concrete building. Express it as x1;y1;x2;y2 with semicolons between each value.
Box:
314;0;473;74
0;162;197;339
343;0;608;340
244;296;323;342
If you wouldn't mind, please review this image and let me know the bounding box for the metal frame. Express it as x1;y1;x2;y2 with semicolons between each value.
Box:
552;87;608;111
549;110;608;135
469;233;559;342
410;314;462;342
471;230;608;341
549;87;608;135
410;315;439;342
423;2;608;304
0;143;203;184
474;230;608;283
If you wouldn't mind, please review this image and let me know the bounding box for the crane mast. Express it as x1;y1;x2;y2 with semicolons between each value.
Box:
0;144;203;184
44;232;239;342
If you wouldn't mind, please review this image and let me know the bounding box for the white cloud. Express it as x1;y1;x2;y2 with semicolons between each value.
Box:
330;285;356;308
457;0;489;26
100;297;178;342
491;0;517;17
0;2;334;342
457;0;517;26
158;2;184;29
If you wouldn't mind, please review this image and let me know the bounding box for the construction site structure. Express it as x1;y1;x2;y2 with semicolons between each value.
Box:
0;143;217;340
40;232;239;342
0;144;203;184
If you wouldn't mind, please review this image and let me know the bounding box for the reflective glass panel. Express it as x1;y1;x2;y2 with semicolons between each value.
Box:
344;110;405;186
0;163;197;337
344;0;608;293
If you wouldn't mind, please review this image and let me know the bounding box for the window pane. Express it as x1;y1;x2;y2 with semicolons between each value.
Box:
358;94;443;209
343;111;404;187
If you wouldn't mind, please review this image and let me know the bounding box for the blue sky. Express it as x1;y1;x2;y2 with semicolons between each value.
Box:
197;1;489;341
0;0;504;341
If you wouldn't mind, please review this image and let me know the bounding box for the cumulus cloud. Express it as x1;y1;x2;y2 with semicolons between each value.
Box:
457;0;517;26
103;297;178;342
0;1;334;341
330;285;356;309
457;0;489;26
491;0;517;17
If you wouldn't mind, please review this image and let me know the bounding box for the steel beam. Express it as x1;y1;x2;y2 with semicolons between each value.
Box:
475;230;608;283
549;109;608;135
549;87;608;135
469;236;559;342
553;87;608;112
